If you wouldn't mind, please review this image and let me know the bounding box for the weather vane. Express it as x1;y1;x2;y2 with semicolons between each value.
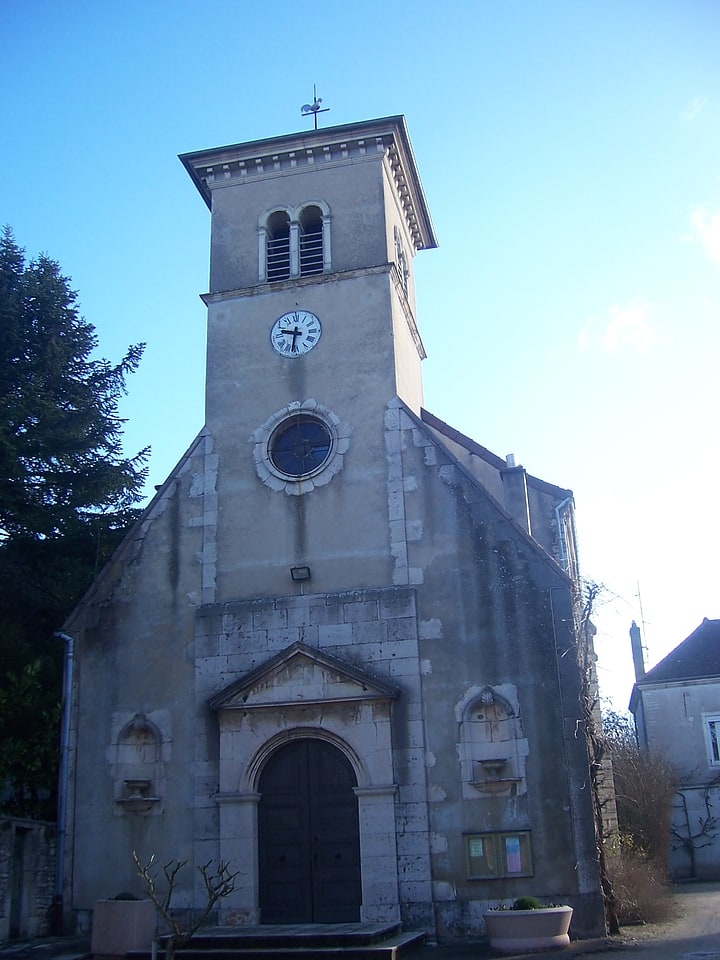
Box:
301;86;329;130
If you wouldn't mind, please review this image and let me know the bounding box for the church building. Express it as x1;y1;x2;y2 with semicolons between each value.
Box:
61;116;606;942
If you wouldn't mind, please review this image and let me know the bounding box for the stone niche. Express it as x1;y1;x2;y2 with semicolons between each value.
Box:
457;685;529;799
107;711;169;815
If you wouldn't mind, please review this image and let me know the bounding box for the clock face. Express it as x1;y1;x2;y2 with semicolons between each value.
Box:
270;310;322;357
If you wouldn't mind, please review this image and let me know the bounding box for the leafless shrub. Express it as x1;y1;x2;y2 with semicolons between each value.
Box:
601;711;680;924
603;710;680;862
133;852;238;960
604;839;677;924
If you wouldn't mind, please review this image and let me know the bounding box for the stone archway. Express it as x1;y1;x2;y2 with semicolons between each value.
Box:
209;642;402;926
258;738;361;923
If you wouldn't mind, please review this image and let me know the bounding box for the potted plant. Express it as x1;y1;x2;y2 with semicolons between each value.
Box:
91;892;156;958
483;896;573;953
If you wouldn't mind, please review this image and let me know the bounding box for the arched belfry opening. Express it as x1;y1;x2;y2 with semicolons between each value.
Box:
265;210;291;281
298;205;324;276
258;738;361;923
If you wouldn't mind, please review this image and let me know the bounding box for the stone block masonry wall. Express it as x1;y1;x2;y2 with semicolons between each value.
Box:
195;585;436;931
0;817;56;942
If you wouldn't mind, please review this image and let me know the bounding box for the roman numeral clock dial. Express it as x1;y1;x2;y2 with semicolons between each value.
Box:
270;310;322;357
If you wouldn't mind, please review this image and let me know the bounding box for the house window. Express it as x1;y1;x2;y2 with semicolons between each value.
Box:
464;831;533;879
705;715;720;765
266;211;291;281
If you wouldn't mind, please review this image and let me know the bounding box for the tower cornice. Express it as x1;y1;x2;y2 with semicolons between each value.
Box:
180;116;437;253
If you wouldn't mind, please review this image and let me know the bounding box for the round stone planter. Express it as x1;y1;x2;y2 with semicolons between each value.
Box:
483;905;573;953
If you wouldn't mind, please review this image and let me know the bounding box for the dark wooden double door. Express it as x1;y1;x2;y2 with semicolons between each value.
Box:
258;739;361;923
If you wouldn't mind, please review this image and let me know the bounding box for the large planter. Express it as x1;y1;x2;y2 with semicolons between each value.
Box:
483;906;573;953
91;899;156;958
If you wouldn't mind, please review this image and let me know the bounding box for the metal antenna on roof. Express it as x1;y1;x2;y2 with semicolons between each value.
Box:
636;580;650;653
301;85;329;130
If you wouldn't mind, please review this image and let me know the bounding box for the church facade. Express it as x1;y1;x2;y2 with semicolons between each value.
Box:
62;116;606;941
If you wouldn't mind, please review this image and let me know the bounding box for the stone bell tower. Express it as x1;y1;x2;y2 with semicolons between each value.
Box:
181;116;436;429
179;118;438;604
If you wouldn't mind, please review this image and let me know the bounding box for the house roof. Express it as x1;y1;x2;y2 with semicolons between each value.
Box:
639;618;720;684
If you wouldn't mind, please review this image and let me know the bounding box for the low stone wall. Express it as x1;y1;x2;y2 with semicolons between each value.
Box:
0;817;57;942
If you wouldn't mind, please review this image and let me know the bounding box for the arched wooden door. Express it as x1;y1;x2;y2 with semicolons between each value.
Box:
258;739;361;923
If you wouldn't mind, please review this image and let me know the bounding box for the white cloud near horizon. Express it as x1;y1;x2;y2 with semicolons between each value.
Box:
579;298;657;353
682;96;708;121
690;208;720;264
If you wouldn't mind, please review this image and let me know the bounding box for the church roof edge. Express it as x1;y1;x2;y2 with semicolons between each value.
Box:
408;404;574;583
180;115;407;164
421;408;573;499
179;115;437;251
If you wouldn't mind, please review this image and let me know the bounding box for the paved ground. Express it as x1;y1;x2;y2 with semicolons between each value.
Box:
0;939;91;960
575;881;720;960
1;882;718;960
424;882;720;958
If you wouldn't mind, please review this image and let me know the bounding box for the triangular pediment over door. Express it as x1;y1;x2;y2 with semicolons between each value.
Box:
208;641;399;712
209;642;402;927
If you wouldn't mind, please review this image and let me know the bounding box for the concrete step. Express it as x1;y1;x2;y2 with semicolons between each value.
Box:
146;932;426;959
127;925;426;960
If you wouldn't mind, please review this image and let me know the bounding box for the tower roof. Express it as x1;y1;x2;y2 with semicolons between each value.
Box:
179;116;437;252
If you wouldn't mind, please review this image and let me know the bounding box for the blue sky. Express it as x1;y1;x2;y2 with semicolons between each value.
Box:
2;0;718;711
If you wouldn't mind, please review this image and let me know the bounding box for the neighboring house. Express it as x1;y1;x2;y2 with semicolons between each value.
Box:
630;618;720;879
59;116;606;942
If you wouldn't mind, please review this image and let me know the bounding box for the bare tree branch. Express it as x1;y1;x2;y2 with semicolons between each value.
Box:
133;852;239;960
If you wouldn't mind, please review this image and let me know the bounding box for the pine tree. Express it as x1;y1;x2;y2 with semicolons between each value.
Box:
0;227;149;817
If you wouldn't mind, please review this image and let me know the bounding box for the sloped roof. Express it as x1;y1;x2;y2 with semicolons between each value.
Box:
65;402;574;632
411;405;573;583
420;409;573;499
640;618;720;684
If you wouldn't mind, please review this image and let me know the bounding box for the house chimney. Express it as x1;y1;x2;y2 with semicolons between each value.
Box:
630;620;645;681
501;456;530;535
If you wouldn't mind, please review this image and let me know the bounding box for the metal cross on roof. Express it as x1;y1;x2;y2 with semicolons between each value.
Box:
300;85;330;130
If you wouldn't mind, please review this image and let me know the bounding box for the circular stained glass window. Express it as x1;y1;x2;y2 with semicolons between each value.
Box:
269;416;333;478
